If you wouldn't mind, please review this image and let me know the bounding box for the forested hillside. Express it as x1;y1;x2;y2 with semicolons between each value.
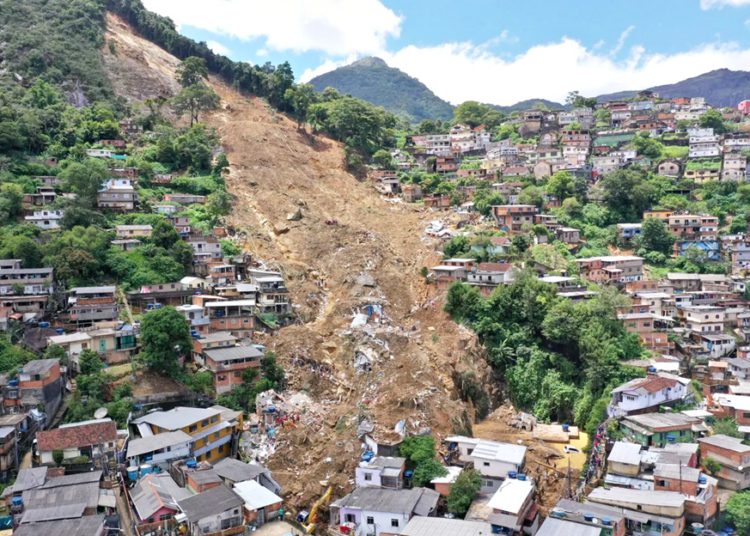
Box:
309;57;454;122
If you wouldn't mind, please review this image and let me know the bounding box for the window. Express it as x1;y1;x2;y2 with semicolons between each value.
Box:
202;419;209;427
345;514;355;523
364;472;372;481
483;462;490;467
391;519;399;528
366;517;374;525
189;425;198;433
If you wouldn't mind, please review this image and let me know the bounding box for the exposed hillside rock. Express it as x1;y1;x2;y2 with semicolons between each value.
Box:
309;57;454;122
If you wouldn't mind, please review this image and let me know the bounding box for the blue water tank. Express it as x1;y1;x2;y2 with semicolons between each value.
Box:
361;451;374;462
517;473;527;481
38;322;50;328
55;328;64;335
699;475;707;484
186;460;198;469
602;518;611;526
11;496;23;507
508;471;518;479
139;464;153;476
583;513;594;522
404;470;413;478
127;466;139;481
666;434;677;443
562;423;570;432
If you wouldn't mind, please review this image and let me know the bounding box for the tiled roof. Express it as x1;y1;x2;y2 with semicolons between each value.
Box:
36;420;117;451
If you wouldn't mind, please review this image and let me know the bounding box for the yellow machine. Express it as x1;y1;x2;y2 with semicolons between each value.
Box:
303;485;333;534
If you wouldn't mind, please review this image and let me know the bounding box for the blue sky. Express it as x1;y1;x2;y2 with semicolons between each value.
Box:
142;0;750;105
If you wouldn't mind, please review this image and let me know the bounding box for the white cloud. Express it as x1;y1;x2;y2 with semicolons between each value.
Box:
142;0;402;56
701;0;750;9
370;39;750;105
206;40;230;56
300;58;351;83
610;25;635;56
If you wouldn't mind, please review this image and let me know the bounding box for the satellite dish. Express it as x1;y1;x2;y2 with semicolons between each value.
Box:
94;407;108;420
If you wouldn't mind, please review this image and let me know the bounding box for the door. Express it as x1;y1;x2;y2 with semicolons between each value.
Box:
257;507;265;525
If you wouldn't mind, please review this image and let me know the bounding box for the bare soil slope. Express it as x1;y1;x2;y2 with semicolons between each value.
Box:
103;13;488;507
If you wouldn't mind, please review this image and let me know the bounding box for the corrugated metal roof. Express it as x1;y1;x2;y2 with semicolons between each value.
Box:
132;406;222;431
536;517;602;536
127;430;192;458
13;515;105;536
401;516;492;536
178;485;244;522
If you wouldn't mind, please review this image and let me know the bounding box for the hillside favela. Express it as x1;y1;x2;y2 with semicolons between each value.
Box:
7;1;750;535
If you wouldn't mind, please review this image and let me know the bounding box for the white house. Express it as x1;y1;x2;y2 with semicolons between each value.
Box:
24;210;63;230
126;430;192;468
609;373;688;417
355;456;405;489
444;437;527;495
330;487;440;536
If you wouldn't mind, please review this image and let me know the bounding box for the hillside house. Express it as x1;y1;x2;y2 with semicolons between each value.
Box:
131;406;240;463
575;256;644;284
126;430;192;468
23;186;57;207
233;479;283;527
445;436;527;494
4;359;64;421
329;487;440;536
355;456;406;490
204;345;263;395
607;441;642;477
722;153;747;181
698;435;750;489
609;374;688;417
204;300;255;338
163;193;206;205
658;159;681;177
538;499;626;536
620;413;705;447
0;263;54;296
115;224;152;239
67;286;118;325
483;478;540;536
491;205;538;234
587;488;685;536
130;472;191;530
466;262;515;295
617;223;642;242
24;210;63;230
177;485;245;536
36;418;117;466
97;179;137;211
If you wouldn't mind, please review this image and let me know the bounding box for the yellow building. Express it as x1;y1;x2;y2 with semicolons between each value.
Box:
132;406;240;463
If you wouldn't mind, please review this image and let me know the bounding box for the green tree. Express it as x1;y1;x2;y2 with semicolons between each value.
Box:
173;83;220;127
703;456;722;475
639;217;674;255
284;83;316;128
453;101;493;128
59;158;108;208
78;349;103;375
447;469;481;515
565;91;597;109
699;109;727;134
150;218;180;249
0;235;43;268
713;419;743;438
600;168;657;222
176;57;209;88
0;184;24;223
399;435;447;487
371;149;393;170
633;132;663;159
139;306;192;374
727;491;750;535
545;171;575;200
